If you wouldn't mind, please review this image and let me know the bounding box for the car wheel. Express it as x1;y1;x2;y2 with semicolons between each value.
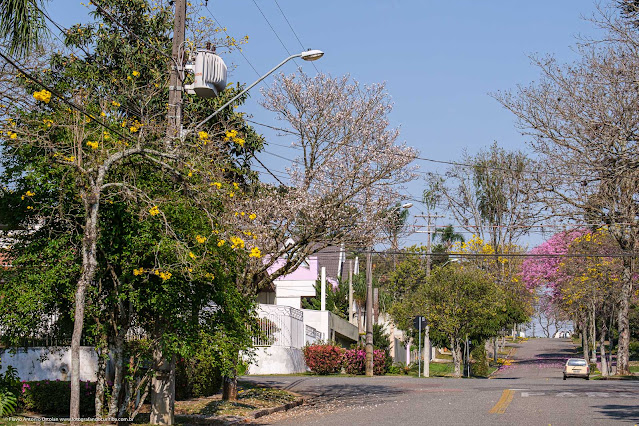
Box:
586;376;589;380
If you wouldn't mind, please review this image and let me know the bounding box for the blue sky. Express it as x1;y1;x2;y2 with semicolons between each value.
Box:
48;0;607;248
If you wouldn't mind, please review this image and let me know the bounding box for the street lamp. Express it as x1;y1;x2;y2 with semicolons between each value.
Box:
190;49;324;136
441;258;460;268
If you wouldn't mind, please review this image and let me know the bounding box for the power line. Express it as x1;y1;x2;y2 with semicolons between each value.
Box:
245;119;605;180
272;0;319;73
250;0;300;67
0;49;138;147
204;5;261;78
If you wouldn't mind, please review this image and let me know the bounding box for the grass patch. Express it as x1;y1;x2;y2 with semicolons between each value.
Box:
131;382;298;423
629;365;639;374
428;362;455;377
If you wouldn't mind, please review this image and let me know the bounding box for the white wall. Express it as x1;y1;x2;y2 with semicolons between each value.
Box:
0;347;98;382
274;297;302;309
247;346;306;375
302;310;330;341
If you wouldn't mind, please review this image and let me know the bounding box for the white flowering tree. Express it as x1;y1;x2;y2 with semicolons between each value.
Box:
249;72;418;287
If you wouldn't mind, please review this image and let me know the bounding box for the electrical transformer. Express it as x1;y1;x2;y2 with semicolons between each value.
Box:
185;48;227;98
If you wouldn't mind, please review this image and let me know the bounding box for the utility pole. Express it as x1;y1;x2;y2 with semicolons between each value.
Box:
365;249;374;376
166;0;186;142
151;1;185;424
415;213;443;379
348;261;353;323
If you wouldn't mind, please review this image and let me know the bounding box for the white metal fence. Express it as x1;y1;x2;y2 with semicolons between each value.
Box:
254;304;311;348
305;325;324;345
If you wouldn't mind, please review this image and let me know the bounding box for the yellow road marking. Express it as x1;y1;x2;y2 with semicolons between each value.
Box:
489;389;515;414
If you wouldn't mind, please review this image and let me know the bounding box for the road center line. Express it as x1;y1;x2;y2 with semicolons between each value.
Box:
490;389;515;414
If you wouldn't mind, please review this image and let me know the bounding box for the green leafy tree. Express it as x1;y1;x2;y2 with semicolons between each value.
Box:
0;0;261;419
398;263;503;377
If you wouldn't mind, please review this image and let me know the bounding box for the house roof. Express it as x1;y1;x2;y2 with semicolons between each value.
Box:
316;246;345;281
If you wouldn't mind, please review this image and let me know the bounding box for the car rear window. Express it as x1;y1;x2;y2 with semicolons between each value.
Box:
567;359;587;366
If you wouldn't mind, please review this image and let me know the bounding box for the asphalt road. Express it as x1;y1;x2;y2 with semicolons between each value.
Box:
244;338;639;426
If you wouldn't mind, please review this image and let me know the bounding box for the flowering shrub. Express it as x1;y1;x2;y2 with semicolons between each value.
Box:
303;343;344;375
343;348;389;375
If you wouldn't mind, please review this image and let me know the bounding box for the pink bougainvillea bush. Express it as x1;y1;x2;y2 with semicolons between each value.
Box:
303;343;344;375
343;348;389;375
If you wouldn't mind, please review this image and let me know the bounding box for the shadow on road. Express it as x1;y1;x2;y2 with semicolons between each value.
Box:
593;404;639;423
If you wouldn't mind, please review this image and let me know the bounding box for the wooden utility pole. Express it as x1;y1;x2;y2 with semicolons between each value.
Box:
151;1;186;424
365;250;374;376
166;0;186;142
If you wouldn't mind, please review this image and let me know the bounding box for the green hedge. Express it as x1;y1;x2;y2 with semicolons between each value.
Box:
20;380;95;416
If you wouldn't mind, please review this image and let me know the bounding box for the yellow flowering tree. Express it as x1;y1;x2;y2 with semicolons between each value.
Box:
0;0;260;419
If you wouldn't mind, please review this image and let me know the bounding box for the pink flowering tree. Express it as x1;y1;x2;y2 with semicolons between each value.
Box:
521;229;587;297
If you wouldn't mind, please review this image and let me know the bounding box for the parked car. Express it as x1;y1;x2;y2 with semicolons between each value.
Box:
563;358;590;380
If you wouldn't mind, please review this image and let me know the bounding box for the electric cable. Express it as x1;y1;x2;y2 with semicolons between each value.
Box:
272;0;319;73
204;5;261;78
250;0;300;67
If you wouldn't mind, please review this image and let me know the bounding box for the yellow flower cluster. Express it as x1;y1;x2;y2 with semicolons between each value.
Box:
249;247;262;258
111;101;121;107
149;205;160;216
230;236;245;249
198;131;209;141
217;239;225;247
129;119;142;133
224;129;245;147
33;89;52;103
86;141;99;150
212;182;222;189
132;70;140;77
154;270;172;281
249;213;257;220
133;267;145;276
188;251;197;259
196;235;206;244
7;131;17;139
43;119;53;127
21;190;35;200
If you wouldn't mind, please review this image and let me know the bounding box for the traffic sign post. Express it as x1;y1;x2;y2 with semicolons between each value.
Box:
413;316;427;377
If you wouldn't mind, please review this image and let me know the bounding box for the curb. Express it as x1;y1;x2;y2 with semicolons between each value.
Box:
251;395;305;419
488;343;518;378
174;393;305;424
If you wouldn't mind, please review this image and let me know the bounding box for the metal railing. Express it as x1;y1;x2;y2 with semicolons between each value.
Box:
254;304;305;348
305;325;323;345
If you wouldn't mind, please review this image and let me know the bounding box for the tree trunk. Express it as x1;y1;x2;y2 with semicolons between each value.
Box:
94;346;106;418
590;305;597;364
71;197;100;421
108;335;125;418
451;337;462;378
493;337;498;362
222;372;238;401
616;261;633;375
582;326;590;364
150;349;175;425
600;327;608;377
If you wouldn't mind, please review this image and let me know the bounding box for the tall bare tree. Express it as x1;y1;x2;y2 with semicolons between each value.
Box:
494;9;639;374
428;143;541;252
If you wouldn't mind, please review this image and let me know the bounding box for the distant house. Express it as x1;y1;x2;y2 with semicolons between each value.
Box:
248;245;359;375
